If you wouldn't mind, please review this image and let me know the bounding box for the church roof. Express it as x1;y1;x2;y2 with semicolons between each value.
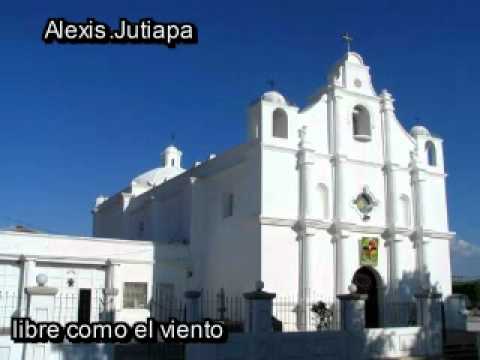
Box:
132;166;185;187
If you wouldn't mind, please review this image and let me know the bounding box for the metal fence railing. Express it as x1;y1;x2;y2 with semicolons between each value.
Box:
272;296;338;332
150;289;185;322
198;289;244;324
150;287;339;333
383;301;417;327
53;289;106;325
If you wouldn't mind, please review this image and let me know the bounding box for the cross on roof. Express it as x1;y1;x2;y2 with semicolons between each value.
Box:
342;33;353;52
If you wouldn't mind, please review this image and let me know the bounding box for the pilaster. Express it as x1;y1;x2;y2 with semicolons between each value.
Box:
104;260;120;321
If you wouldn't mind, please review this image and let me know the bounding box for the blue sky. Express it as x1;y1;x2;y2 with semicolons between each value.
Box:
0;1;478;275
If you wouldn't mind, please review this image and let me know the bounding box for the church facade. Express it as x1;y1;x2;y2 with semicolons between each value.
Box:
93;51;454;328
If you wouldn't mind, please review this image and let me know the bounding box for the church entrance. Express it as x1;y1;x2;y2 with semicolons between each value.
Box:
352;267;379;328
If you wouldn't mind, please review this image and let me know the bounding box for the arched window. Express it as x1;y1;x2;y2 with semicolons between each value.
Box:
425;141;436;166
352;105;371;140
399;194;411;227
318;183;329;220
272;108;288;139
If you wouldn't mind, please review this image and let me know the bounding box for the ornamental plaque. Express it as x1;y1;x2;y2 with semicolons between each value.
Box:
359;237;378;267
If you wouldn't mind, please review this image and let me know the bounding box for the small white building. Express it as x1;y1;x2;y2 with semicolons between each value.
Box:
0;229;154;327
93;50;455;329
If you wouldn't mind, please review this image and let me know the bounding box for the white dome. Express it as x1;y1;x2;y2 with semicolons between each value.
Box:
346;51;364;65
133;166;184;187
262;90;287;105
410;125;430;137
164;144;179;153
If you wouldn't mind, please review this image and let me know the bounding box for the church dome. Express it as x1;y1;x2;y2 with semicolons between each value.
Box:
132;166;184;187
132;144;185;188
410;125;431;137
262;90;287;105
346;51;364;65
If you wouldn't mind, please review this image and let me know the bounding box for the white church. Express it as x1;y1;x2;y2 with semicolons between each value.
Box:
92;50;455;328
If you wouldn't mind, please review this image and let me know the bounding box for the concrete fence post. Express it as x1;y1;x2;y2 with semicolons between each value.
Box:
103;288;119;322
104;260;120;322
444;294;468;331
185;290;202;322
243;281;276;334
415;290;443;356
337;293;367;333
24;273;59;360
477;333;480;360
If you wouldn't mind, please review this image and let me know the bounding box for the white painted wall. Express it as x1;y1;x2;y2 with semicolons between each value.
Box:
186;327;427;360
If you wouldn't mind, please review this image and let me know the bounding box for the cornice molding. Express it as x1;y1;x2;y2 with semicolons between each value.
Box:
333;86;380;102
259;216;296;227
0;253;154;265
259;216;331;230
411;229;455;240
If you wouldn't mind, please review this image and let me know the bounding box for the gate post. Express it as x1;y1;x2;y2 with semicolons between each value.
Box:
24;273;59;360
185;290;202;322
415;290;443;356
444;294;468;330
243;281;276;334
337;293;367;333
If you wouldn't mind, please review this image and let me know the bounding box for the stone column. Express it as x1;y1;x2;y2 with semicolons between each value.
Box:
296;126;316;331
337;293;367;333
331;91;350;299
411;161;429;285
381;90;404;296
332;155;350;298
184;290;202;322
19;256;36;317
334;230;351;295
24;273;59;360
243;281;276;334
332;92;348;222
104;260;119;321
333;93;344;156
415;291;443;356
332;156;348;223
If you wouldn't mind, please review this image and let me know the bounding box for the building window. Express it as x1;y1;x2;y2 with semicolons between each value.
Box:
352;105;371;141
171;159;175;167
123;282;148;309
222;193;234;218
425;140;436;166
272;108;288;139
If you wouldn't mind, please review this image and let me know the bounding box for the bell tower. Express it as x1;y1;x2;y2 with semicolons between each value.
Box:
161;145;182;168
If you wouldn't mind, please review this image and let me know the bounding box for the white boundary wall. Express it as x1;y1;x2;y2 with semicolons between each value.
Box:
186;327;425;360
